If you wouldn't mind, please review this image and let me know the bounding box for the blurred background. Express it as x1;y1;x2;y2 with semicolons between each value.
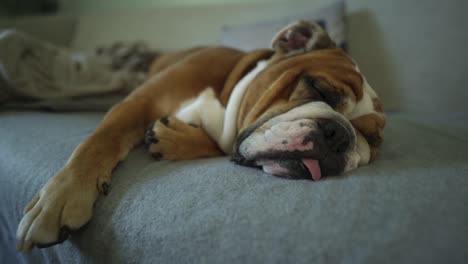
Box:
1;2;468;262
0;0;467;114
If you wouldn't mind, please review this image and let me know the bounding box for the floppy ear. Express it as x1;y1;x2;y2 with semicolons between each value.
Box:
271;20;336;55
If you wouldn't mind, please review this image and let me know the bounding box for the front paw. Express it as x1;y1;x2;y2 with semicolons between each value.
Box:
145;121;161;159
145;116;221;160
145;116;186;160
16;167;99;252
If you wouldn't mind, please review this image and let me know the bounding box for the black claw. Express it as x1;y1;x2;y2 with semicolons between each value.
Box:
146;135;158;145
57;226;70;243
102;182;110;195
152;152;163;160
145;123;158;147
36;226;70;249
160;116;169;126
146;122;154;131
146;130;154;138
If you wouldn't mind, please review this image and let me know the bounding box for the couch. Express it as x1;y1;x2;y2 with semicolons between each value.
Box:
1;1;468;263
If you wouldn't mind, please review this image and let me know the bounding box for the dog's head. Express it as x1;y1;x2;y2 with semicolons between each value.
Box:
231;20;385;181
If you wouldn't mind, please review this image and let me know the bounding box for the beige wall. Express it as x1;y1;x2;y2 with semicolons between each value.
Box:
60;0;302;15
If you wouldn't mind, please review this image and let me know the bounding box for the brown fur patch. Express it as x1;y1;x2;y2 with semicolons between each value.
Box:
351;113;386;161
372;97;384;113
369;147;380;162
220;49;274;106
237;48;363;130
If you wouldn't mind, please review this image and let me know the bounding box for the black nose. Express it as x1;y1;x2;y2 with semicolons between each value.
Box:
319;119;351;153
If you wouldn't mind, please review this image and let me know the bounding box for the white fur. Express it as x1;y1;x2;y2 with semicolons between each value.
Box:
239;118;317;158
175;59;269;154
347;65;380;120
340;64;382;168
175;88;226;143
344;131;370;172
218;59;269;153
238;101;357;159
347;81;375;120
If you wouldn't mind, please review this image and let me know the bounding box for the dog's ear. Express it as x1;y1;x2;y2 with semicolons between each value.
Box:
271;20;336;55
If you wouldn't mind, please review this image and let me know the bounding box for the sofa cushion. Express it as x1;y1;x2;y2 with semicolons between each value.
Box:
1;111;467;263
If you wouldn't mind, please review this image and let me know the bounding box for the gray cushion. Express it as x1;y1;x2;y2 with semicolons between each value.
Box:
1;111;468;263
221;1;347;51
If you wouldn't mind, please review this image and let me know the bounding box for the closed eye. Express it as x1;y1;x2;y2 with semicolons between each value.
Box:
302;75;342;109
303;76;326;102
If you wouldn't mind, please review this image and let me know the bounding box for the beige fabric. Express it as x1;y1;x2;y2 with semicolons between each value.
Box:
0;30;146;108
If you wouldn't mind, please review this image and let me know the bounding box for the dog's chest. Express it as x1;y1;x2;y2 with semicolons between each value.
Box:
174;59;269;154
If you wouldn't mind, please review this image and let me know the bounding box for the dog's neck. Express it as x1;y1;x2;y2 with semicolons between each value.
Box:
219;49;273;106
217;58;271;153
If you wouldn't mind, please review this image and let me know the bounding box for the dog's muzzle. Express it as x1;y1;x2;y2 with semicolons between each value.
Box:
232;100;357;182
238;118;352;180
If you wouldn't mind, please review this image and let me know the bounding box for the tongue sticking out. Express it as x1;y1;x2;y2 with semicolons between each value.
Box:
302;159;322;181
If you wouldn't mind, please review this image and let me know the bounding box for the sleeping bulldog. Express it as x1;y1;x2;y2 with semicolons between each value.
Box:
16;20;385;252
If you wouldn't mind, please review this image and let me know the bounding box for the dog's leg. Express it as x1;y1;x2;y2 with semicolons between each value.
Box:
146;88;226;160
16;96;150;252
270;20;336;57
16;46;246;252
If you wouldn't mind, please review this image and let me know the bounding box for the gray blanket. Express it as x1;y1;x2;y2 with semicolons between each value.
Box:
1;111;467;263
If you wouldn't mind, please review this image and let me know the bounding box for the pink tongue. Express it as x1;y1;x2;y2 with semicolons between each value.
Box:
302;159;322;181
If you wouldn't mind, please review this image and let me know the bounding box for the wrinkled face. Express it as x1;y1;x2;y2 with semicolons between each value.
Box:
232;21;385;181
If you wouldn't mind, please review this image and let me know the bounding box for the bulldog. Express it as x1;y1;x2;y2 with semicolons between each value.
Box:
16;20;385;252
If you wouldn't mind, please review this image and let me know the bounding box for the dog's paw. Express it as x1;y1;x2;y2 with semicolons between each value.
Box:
145;116;222;160
271;20;336;54
16;167;99;252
